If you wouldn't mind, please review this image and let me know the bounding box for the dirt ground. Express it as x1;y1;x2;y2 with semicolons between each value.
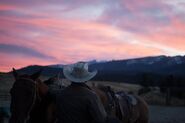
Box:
149;105;185;123
1;105;185;123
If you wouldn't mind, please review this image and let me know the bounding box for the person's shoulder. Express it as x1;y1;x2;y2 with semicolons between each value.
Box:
81;87;98;98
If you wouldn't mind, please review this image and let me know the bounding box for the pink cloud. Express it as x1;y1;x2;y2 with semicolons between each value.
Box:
136;17;185;52
0;0;185;72
0;4;18;11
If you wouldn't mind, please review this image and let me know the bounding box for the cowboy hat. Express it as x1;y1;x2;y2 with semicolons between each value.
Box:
63;62;97;83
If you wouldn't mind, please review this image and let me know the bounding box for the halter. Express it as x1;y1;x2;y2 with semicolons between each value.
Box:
23;79;37;123
11;78;39;123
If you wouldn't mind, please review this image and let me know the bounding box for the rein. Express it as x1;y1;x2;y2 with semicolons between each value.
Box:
22;78;37;123
15;78;39;123
25;86;37;123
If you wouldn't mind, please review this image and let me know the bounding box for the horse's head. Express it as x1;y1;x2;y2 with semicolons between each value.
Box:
9;68;48;123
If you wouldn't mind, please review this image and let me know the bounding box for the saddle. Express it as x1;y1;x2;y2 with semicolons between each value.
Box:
97;85;138;122
115;91;138;121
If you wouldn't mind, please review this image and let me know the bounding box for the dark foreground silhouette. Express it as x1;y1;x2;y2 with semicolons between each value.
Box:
9;69;149;123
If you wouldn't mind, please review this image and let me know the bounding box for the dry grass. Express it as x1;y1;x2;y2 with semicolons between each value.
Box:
87;81;141;93
0;73;14;92
149;105;185;123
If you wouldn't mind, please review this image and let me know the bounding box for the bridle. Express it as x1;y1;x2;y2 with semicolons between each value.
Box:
10;77;39;123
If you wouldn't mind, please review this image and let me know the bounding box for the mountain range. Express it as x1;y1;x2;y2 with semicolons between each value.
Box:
9;55;185;84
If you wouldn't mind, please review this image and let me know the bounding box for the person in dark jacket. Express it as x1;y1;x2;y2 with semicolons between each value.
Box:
55;62;107;123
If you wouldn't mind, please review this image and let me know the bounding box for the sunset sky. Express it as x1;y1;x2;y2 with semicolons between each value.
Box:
0;0;185;72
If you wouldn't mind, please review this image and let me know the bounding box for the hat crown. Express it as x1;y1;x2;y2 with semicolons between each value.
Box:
71;62;88;78
74;62;88;70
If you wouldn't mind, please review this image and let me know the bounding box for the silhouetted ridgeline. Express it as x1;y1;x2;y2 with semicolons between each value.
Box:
8;55;185;85
9;65;63;77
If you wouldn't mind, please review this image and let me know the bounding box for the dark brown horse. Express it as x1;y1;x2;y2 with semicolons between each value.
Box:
92;84;149;123
9;68;55;123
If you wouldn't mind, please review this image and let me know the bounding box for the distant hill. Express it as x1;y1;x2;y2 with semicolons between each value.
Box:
8;55;185;85
89;55;185;84
10;65;63;77
90;55;185;75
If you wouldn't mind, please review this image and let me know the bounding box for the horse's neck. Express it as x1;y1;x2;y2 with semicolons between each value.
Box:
28;97;47;123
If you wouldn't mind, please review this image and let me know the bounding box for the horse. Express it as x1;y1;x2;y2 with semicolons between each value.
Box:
92;84;149;123
9;68;56;123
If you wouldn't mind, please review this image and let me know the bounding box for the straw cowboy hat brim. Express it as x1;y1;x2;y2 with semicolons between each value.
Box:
63;63;97;83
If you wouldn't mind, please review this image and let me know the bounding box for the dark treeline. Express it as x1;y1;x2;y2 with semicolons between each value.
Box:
138;73;185;105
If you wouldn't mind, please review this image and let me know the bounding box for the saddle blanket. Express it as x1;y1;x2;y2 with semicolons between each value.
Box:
116;92;137;106
127;94;137;105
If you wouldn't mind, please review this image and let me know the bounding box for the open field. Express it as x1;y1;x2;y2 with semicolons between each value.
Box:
87;81;142;93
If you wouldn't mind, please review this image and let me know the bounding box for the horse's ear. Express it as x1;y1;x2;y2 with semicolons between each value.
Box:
12;68;19;79
31;69;42;81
